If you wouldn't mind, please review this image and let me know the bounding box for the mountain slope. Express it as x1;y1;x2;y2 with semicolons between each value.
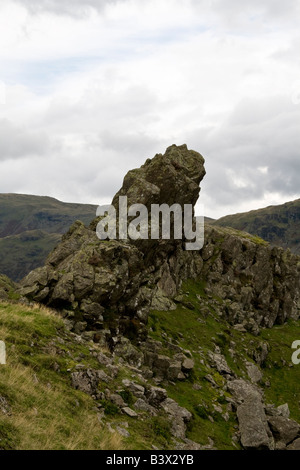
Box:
2;144;300;450
2;280;300;450
213;199;300;255
0;194;97;281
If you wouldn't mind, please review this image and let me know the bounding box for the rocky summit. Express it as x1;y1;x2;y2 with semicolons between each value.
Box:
20;144;300;340
10;144;300;451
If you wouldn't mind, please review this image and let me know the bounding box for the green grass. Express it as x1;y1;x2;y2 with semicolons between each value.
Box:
259;320;300;423
2;276;300;450
0;302;124;450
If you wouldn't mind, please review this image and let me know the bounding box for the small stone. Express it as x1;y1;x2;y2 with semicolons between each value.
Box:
287;438;300;450
116;426;130;438
277;404;290;418
0;396;11;415
122;407;138;418
245;362;263;384
192;384;202;391
134;398;157;416
182;358;195;371
268;416;300;445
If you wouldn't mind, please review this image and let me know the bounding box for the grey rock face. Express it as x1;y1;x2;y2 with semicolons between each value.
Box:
71;368;110;395
245;362;263;384
145;386;168;407
237;397;274;450
267;416;300;445
133;398;157;416
122;407;138;418
287;438;300;450
209;352;232;376
227;378;274;450
161;398;192;440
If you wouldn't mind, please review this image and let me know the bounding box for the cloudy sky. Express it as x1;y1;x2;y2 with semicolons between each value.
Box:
0;0;299;218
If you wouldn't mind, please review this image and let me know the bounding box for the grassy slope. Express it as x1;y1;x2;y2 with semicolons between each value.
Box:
0;302;124;450
0;194;97;281
2;277;300;450
148;279;300;449
0;301;186;451
213;199;300;254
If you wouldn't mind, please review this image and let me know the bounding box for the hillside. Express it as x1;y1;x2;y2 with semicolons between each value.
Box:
1;145;300;451
14;144;300;450
213;199;300;255
0;194;97;281
2;280;300;450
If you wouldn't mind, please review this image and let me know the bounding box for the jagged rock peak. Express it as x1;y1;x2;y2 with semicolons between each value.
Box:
19;144;300;341
90;144;206;231
112;143;206;209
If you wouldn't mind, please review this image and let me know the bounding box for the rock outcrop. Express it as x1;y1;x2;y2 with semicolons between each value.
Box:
19;144;300;341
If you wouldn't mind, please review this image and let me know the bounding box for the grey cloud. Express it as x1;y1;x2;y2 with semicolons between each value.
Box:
99;130;163;159
15;0;300;23
11;0;126;16
0;119;50;161
191;0;300;30
186;95;300;214
272;38;300;64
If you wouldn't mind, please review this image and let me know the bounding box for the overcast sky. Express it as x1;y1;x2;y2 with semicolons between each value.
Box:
0;0;299;218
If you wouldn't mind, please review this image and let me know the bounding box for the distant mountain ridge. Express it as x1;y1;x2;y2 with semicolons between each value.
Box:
0;194;97;281
1;193;299;282
0;193;97;237
213;199;300;255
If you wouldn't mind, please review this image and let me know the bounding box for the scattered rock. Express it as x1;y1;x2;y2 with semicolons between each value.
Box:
71;368;110;395
122;380;145;398
108;393;125;408
209;352;232;375
161;398;192;439
122;407;138;418
145;386;168;407
0;396;10;415
182;357;195;372
267;416;300;445
237;397;274;450
97;352;113;366
227;379;262;404
116;426;130;438
245;362;263;384
133;398;157;416
277;404;290;419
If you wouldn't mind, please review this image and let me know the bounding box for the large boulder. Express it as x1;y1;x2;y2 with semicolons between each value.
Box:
267;416;300;446
237;397;274;450
111;144;205;212
19;145;206;339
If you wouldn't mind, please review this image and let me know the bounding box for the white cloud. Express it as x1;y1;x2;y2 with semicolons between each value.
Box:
0;0;299;219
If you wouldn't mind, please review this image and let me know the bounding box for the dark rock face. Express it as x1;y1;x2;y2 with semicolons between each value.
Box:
19;144;300;340
199;227;300;331
111;143;205;211
19;144;207;338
